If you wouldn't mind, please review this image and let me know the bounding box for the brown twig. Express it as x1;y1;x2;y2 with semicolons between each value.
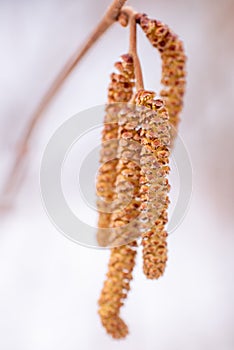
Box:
124;7;144;91
0;0;128;206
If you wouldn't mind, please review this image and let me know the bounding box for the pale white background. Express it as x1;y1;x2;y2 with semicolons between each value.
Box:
0;0;234;349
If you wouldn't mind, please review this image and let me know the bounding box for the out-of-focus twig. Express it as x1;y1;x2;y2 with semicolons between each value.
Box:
0;0;128;208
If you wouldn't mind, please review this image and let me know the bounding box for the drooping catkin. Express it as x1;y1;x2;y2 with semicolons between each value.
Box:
98;84;140;339
135;90;171;279
98;241;137;339
96;54;135;247
136;14;186;138
98;105;142;339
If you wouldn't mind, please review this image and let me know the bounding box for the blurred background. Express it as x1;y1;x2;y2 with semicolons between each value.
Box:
0;0;234;349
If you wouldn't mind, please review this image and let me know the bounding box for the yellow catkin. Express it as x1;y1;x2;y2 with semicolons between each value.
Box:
96;54;135;247
136;14;186;139
135;90;171;279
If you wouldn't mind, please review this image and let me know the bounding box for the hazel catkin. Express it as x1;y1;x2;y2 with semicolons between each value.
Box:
135;89;171;279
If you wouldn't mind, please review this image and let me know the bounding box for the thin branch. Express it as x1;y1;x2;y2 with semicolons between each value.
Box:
0;0;128;206
125;7;144;91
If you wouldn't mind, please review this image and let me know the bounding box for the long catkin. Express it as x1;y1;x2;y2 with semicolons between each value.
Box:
98;75;142;338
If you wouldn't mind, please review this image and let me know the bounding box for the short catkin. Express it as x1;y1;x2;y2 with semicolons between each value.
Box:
135;90;171;279
136;13;186;139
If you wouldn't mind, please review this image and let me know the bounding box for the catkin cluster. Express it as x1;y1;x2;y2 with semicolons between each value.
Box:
98;91;171;336
97;10;186;339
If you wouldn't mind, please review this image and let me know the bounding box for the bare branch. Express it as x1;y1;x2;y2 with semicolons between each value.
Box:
0;0;128;207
